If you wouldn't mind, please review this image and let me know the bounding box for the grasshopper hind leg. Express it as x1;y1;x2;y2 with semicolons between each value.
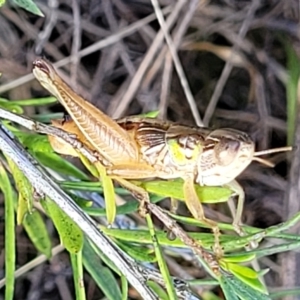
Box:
183;177;223;258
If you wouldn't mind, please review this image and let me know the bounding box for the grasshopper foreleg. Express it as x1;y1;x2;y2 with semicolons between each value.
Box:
226;180;258;249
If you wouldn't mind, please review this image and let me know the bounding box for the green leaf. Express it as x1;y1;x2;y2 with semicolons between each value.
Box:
42;197;83;254
95;162;116;225
33;112;64;123
219;275;240;300
116;240;156;262
221;253;256;263
78;153;99;178
285;42;300;145
70;252;86;300
0;98;23;114
145;214;178;300
66;193;93;209
23;210;52;258
7;157;34;223
83;240;122;300
35;151;89;180
147;281;169;300
12;0;44;16
227;264;267;294
17;194;29;225
16;132;56;153
219;272;270;300
0;163;16;300
143;110;159;118
223;262;258;279
15;132;88;180
133;179;233;203
10;97;57;106
0;0;5;7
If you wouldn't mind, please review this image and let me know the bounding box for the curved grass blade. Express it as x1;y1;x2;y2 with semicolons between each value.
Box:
0;162;16;300
70;251;86;300
23;210;52;258
145;214;178;300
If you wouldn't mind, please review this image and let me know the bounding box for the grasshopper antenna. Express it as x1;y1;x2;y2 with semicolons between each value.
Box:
252;146;293;167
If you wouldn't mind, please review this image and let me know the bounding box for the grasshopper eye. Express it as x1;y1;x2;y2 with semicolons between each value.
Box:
215;139;240;166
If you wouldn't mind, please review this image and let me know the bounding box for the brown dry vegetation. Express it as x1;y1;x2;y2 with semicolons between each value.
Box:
0;0;299;299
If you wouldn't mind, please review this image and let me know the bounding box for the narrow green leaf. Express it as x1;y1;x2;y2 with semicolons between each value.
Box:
83;240;122;300
116;240;156;262
16;132;56;153
35;151;89;180
83;194;164;218
0;163;16;300
70;251;86;300
143;110;159;118
78;153;99;178
145;214;178;300
133;179;232;203
220;273;270;300
17;194;28;225
66;193;93;209
10;97;57;106
7;157;34;222
33;112;64;123
85;238;122;276
221;253;256;263
14;132;88;179
61;180;129;195
42;197;83;254
147;281;169;300
223;262;258;279
96;162;116;225
23;210;52;258
228;264;267;294
285;42;300;145
120;276;128;300
0;99;23;114
219;275;240;300
12;0;44;16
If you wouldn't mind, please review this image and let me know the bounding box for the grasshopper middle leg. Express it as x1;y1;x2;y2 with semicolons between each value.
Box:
183;176;223;258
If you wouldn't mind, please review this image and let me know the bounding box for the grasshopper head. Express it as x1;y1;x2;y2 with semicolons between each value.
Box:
196;128;255;186
33;59;62;99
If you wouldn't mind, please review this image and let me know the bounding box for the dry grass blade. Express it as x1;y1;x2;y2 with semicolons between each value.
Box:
151;0;203;126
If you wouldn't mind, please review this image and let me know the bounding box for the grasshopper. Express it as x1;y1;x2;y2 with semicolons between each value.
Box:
32;58;291;255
